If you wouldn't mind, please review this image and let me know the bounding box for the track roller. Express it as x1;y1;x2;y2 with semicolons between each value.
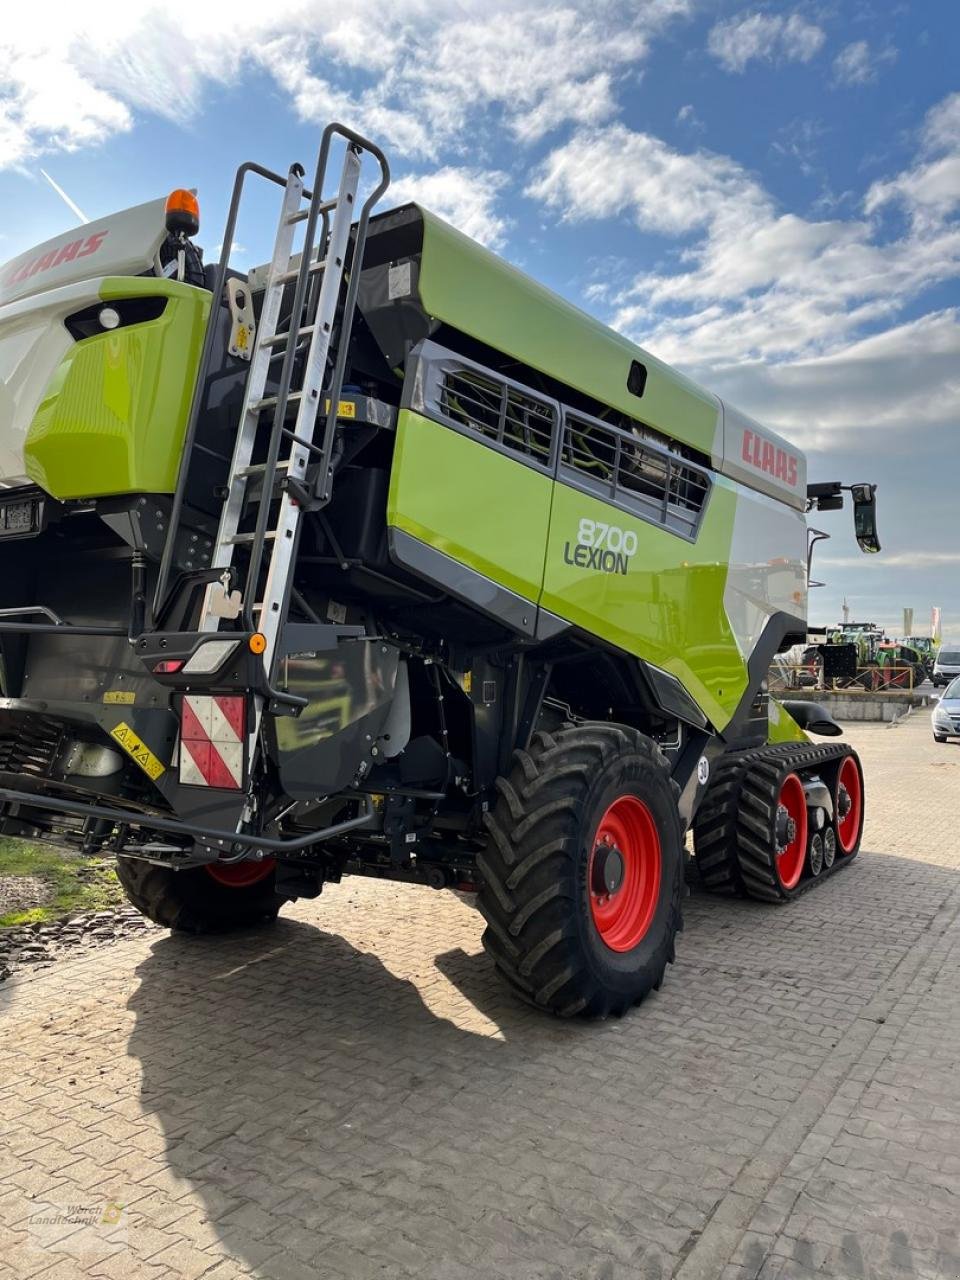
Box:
810;828;827;877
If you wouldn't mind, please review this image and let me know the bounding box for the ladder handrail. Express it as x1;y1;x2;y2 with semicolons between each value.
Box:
152;159;301;623
313;127;392;511
153;126;390;662
241;124;390;630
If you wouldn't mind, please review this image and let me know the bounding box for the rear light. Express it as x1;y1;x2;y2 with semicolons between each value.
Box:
153;659;184;674
182;639;241;675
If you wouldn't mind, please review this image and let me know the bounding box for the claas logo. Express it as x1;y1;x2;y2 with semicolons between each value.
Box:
741;428;799;488
1;231;109;288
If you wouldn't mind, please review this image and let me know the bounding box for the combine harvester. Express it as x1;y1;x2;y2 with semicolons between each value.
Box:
0;126;879;1016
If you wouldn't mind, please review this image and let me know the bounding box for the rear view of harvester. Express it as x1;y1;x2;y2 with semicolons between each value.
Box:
0;125;877;1015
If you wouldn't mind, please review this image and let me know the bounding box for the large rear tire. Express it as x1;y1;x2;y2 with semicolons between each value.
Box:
116;856;283;933
477;724;683;1018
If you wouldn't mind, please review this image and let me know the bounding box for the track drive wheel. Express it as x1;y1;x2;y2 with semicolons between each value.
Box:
116;856;283;932
735;763;809;901
478;724;683;1018
833;752;865;858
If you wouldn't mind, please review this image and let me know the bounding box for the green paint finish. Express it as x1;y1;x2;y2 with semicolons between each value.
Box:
416;208;721;459
387;410;553;604
541;480;747;730
24;277;209;499
767;698;809;745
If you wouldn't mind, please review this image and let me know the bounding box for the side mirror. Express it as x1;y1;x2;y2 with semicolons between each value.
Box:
850;483;880;554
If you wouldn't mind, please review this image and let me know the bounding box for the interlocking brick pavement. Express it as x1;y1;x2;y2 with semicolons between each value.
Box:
1;713;958;1279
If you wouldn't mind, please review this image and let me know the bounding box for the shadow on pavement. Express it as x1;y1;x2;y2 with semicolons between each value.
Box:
124;842;960;1280
125;916;635;1280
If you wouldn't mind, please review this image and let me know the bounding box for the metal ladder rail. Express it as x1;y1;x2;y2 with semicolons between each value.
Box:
250;142;391;668
235;128;389;783
152;160;313;628
309;129;392;512
197;165;312;631
237;142;361;643
198;154;345;631
242;125;390;647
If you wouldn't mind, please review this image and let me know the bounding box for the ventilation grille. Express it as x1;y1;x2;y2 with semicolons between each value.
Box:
440;367;556;466
0;716;63;779
562;415;710;538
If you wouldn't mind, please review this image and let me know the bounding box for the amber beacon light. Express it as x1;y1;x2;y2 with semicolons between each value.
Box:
165;188;200;238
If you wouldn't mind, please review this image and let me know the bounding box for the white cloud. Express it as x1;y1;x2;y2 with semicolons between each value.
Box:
676;103;704;131
866;92;960;228
923;92;960;154
832;40;896;87
386;167;509;248
528;92;960;370
0;1;694;169
820;551;960;570
527;125;770;237
685;309;960;451
707;11;825;73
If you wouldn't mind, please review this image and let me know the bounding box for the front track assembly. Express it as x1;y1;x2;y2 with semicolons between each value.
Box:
693;741;864;903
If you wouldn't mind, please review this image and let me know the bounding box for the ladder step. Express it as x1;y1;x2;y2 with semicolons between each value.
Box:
276;258;328;285
226;531;278;546
285;198;337;225
264;324;316;349
237;463;270;477
251;391;303;411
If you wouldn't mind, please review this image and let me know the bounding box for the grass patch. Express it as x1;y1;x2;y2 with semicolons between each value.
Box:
0;839;124;928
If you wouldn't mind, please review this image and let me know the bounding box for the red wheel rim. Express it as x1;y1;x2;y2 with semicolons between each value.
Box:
206;858;275;887
775;773;808;890
836;756;862;854
588;796;662;952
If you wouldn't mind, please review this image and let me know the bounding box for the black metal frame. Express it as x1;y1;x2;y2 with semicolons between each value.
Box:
0;783;374;852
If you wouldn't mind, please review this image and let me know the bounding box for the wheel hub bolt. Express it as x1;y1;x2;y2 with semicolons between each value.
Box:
838;784;852;818
775;803;796;850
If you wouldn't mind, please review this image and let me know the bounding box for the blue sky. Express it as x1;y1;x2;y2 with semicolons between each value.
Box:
0;0;957;637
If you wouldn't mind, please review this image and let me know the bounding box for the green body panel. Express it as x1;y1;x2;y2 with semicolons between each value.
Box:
387;410;554;603
24;278;209;500
388;409;754;731
541;478;747;731
415;208;721;459
767;699;809;745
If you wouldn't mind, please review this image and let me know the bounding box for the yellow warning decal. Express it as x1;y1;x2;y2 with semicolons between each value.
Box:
103;691;136;705
324;398;357;419
110;722;165;781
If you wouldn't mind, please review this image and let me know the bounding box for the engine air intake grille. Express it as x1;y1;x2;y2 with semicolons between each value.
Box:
562;414;711;540
440;367;556;466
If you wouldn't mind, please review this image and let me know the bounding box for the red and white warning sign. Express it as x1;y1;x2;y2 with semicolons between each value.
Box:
178;695;246;789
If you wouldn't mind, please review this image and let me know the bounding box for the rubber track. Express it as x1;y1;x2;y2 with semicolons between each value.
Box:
693;740;861;904
477;724;683;1018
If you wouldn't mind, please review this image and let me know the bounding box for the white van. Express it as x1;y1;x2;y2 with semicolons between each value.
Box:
933;647;960;687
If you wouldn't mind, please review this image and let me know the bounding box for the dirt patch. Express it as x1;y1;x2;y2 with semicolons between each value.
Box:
0;874;53;917
0;905;161;980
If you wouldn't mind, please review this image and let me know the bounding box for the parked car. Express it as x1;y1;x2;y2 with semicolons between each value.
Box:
932;677;960;743
933;648;960;688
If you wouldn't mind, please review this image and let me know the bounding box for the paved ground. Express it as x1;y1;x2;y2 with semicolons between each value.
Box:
1;713;959;1280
